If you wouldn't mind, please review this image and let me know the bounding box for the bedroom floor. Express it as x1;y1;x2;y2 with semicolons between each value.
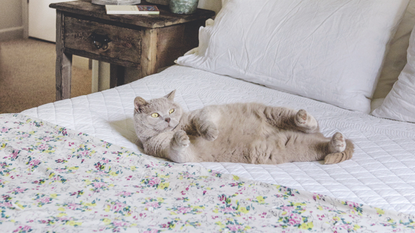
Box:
0;38;92;113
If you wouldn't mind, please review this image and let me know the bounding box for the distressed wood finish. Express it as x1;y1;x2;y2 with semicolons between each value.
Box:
56;11;73;100
51;0;215;100
64;16;143;66
155;20;201;68
140;28;159;77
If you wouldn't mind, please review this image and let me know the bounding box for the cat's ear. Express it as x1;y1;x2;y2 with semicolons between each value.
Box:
134;96;148;112
164;90;176;101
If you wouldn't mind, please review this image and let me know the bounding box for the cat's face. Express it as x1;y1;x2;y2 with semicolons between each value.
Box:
134;90;183;132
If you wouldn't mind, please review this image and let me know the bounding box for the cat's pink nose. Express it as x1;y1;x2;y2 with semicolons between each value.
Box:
165;117;171;123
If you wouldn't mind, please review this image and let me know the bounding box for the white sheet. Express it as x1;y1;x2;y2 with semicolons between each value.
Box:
22;65;415;215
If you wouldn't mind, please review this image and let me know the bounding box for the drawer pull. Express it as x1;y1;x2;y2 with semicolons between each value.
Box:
90;33;112;50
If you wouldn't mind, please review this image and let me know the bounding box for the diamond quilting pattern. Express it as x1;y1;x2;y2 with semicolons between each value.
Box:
21;65;415;215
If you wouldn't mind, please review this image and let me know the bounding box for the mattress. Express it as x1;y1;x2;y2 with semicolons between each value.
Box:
22;65;415;215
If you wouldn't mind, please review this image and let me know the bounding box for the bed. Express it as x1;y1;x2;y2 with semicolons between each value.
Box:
2;0;415;232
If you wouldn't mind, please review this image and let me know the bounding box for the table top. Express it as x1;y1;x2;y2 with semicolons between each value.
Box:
50;0;215;28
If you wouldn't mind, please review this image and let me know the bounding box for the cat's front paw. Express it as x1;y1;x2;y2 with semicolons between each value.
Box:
201;125;219;141
295;109;318;133
172;130;190;149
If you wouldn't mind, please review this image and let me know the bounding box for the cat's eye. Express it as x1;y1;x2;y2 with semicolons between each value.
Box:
151;113;159;118
169;108;175;114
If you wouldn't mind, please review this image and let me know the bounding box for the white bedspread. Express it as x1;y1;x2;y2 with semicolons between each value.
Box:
22;65;415;215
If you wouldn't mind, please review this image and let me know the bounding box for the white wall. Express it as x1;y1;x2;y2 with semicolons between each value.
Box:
0;0;27;41
29;0;74;42
198;0;222;13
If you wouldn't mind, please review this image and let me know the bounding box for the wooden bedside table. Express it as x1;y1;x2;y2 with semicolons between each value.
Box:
50;0;215;100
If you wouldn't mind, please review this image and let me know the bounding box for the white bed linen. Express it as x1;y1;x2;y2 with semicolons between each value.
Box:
22;65;415;215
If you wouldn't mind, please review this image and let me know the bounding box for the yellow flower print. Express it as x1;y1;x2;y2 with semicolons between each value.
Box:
67;220;82;226
57;212;67;217
15;201;25;210
239;207;249;214
68;166;79;171
300;222;314;230
159;174;170;179
102;218;111;225
159;182;170;190
376;207;385;216
109;171;118;177
256;196;265;204
82;201;97;207
191;205;205;211
215;221;225;228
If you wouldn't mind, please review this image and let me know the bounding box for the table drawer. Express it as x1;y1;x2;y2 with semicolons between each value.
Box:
64;16;142;65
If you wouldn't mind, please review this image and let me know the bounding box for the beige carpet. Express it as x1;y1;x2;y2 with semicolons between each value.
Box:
0;39;92;113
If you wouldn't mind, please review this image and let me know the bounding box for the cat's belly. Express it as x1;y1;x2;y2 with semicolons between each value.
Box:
189;123;281;163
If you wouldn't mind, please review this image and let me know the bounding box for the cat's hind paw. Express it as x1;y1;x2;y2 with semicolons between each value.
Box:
324;151;351;164
295;109;308;125
295;109;318;133
172;130;190;149
329;132;346;153
325;138;354;164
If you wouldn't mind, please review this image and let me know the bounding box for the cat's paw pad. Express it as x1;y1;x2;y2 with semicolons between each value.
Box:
295;109;318;132
329;132;346;153
295;109;308;125
173;130;190;148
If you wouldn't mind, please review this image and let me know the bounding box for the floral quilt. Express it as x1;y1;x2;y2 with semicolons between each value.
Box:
1;114;414;232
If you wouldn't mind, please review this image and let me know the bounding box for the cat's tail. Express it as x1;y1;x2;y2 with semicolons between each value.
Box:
324;139;354;164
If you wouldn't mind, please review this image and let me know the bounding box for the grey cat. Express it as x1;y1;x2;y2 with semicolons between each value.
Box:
133;90;354;165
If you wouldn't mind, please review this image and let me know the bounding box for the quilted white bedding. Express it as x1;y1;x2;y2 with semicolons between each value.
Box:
21;65;415;217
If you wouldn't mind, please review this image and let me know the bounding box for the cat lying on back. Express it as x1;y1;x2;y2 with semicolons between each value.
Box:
133;90;354;165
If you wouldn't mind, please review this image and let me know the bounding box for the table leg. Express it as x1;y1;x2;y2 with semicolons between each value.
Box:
55;10;72;100
140;28;158;78
55;52;72;100
110;64;125;88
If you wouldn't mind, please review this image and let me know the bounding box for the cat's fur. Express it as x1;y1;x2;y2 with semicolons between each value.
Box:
133;90;354;165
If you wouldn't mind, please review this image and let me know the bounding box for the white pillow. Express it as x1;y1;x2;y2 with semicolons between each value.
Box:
372;25;415;123
177;0;409;113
